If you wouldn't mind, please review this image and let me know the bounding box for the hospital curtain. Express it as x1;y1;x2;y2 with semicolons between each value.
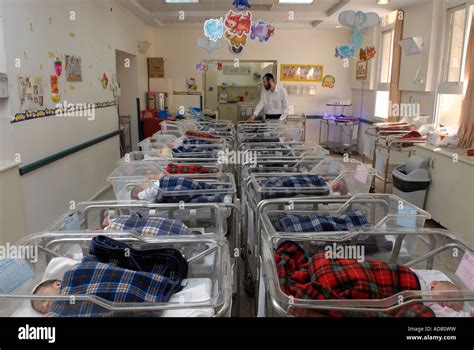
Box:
457;14;474;148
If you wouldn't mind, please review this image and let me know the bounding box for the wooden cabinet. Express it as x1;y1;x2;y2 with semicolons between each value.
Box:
415;145;474;247
218;104;239;124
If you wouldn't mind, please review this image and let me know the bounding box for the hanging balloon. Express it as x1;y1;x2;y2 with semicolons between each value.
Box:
233;0;250;11
250;20;274;42
197;37;222;53
224;10;252;36
224;31;247;50
335;44;355;60
338;10;379;49
203;18;224;42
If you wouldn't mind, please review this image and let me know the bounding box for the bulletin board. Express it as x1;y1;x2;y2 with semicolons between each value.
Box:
280;64;324;82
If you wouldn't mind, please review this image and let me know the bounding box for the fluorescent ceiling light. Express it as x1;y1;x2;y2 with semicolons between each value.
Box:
279;0;314;4
164;0;199;3
377;0;391;4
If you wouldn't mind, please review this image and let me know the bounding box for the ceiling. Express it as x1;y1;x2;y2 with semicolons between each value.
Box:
114;0;431;29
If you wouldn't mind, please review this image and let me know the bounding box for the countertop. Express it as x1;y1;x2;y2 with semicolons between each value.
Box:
416;143;474;166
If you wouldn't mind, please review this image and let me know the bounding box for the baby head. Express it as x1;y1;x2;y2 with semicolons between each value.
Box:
31;279;62;314
430;280;464;312
331;180;349;195
131;185;145;200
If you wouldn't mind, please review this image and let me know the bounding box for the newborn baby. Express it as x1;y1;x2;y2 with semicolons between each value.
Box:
31;279;62;314
426;280;473;317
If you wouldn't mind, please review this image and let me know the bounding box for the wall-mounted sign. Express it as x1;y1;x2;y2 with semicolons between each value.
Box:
223;66;251;75
281;64;324;82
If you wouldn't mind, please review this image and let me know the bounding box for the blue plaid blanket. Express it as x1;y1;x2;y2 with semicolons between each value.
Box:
106;216;199;237
275;210;370;232
156;176;230;203
172;146;216;154
183;139;214;145
88;235;188;277
49;256;185;317
258;175;330;199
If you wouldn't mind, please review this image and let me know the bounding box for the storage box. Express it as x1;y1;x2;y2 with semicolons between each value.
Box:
148;57;164;78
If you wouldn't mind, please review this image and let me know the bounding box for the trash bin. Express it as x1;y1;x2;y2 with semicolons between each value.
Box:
392;156;431;209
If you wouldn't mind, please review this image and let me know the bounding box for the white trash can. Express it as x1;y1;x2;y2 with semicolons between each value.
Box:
392;156;431;209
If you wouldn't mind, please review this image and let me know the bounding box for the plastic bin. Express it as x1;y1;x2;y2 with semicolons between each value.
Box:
392;156;430;209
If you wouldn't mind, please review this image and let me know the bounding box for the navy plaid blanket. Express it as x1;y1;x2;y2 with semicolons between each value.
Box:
182;139;214;145
156;176;231;203
258;175;330;199
275;210;369;232
106;216;199;237
172;146;217;154
49;256;186;317
89;236;188;278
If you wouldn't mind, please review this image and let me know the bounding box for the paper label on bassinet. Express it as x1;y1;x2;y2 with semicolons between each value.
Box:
355;165;369;184
0;259;35;294
455;251;474;291
396;206;417;229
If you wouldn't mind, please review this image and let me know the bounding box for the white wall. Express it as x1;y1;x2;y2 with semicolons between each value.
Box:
153;27;353;116
116;50;139;151
1;0;154;235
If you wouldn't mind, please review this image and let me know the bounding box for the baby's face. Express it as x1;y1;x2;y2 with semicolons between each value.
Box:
32;281;61;314
131;185;145;200
430;281;464;312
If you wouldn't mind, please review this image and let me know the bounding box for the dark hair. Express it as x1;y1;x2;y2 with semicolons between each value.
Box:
32;279;60;295
31;279;60;313
263;73;274;82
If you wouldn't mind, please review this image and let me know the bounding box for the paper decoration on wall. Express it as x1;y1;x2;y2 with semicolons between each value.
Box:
23;52;28;60
101;73;109;89
50;75;60;102
18;75;44;111
224;11;252;36
196;62;208;72
335;44;355;59
250;20;274;42
233;0;250;10
338;11;379;49
210;61;223;71
204;18;224;42
65;55;82;82
110;74;120;97
197;37;222;53
69;32;76;39
359;48;367;61
48;51;55;59
356;60;368;80
186;78;198;92
281;64;324;82
322;75;335;89
54;58;63;76
11;101;117;123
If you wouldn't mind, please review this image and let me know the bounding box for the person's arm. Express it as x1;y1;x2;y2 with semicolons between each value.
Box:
279;88;289;121
249;89;265;121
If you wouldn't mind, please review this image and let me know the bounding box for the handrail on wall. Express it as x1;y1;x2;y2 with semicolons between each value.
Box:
19;130;120;176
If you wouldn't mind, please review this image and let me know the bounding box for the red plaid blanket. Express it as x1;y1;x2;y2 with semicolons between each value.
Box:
185;131;220;140
275;241;434;317
165;163;218;174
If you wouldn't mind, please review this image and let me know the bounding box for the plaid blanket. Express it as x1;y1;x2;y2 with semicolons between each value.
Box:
182;139;214;145
185;131;219;139
165;163;218;174
275;210;369;232
156;176;230;203
49;256;185;317
243;137;280;143
106;216;199;237
89;235;188;277
258;175;330;199
275;241;434;317
172;146;217;154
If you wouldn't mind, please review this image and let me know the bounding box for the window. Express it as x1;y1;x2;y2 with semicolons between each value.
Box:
380;30;395;84
443;5;467;83
435;2;472;129
375;91;390;119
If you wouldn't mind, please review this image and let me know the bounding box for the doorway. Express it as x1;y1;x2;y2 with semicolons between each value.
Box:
203;60;277;123
115;50;139;151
